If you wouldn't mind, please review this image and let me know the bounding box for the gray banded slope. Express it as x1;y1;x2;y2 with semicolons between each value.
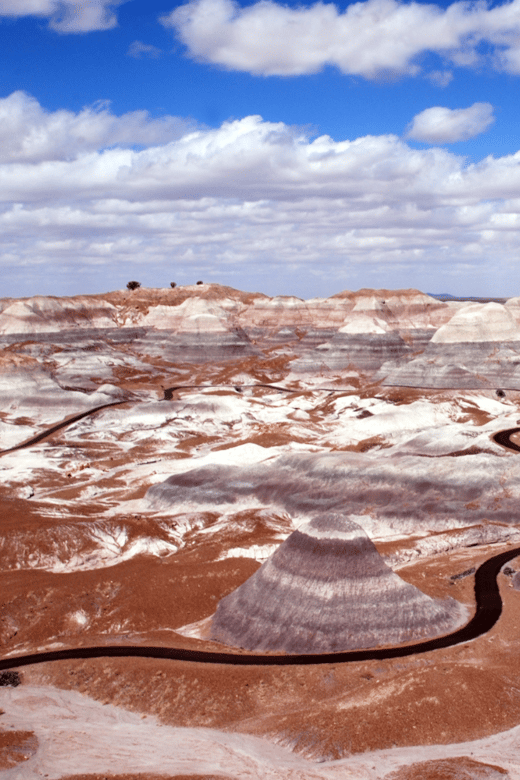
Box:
210;514;468;654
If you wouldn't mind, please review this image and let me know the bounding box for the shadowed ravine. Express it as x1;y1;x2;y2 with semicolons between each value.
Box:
1;394;520;669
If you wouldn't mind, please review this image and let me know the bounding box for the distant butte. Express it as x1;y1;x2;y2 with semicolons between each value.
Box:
210;513;468;654
3;284;520;388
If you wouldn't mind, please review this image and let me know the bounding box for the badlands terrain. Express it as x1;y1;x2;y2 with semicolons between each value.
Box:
3;284;520;778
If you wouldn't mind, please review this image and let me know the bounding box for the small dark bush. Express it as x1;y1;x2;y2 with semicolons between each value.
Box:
450;567;476;581
0;671;21;687
496;388;506;398
196;280;203;285
126;281;141;290
170;282;177;288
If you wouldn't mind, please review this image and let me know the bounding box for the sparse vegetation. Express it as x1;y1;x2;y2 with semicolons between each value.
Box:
450;567;476;581
126;281;141;290
196;280;203;285
0;671;20;687
170;282;177;288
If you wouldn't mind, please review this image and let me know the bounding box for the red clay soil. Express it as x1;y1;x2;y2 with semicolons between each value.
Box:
1;554;259;651
20;548;520;763
384;756;509;779
0;729;38;769
104;282;267;312
60;775;233;780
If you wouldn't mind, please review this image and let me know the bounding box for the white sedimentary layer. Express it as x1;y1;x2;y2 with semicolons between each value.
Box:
0;520;180;574
0;355;125;445
431;302;520;343
0;420;35;448
50;351;145;386
218;543;282;562
0;296;116;334
338;315;389;334
299;517;369;541
141;297;233;333
245;294;352;329
2;684;520;779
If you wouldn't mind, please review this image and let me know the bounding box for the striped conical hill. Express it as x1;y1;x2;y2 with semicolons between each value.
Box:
210;514;468;654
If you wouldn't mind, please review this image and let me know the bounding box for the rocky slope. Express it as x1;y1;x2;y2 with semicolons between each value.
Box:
210;513;468;653
2;284;520;391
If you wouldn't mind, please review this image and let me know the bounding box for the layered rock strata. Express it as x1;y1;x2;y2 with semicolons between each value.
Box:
210;514;467;654
291;331;412;373
2;286;520;386
379;341;520;389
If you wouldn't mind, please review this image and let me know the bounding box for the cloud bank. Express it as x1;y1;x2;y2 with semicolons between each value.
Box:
406;103;495;143
0;0;124;32
2;93;520;296
0;91;195;162
162;0;520;79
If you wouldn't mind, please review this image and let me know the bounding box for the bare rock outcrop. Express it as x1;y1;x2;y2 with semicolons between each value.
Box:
3;285;520;386
210;513;467;654
291;331;411;373
431;302;520;343
0;295;117;335
379;341;520;388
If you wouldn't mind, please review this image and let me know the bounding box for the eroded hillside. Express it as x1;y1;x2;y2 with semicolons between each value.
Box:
2;285;520;778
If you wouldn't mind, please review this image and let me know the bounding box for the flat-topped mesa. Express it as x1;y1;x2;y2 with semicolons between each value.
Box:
210;514;468;654
0;285;452;337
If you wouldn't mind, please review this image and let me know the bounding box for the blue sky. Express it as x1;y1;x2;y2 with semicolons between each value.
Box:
1;0;520;299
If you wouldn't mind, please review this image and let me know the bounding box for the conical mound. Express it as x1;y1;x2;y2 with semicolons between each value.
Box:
210;514;468;654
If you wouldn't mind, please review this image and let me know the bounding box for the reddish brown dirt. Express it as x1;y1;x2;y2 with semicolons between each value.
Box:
0;729;38;769
20;547;520;762
1;555;259;651
103;283;267;312
61;776;232;780
344;435;393;452
384;756;509;779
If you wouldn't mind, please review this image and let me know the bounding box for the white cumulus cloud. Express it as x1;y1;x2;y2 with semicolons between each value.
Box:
0;91;196;163
406;103;495;144
161;0;520;79
1;93;520;297
0;0;125;32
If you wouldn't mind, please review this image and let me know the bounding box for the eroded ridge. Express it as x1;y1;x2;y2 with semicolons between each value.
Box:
210;513;469;653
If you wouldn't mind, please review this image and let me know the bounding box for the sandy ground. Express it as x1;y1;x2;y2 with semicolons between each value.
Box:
2;683;520;779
